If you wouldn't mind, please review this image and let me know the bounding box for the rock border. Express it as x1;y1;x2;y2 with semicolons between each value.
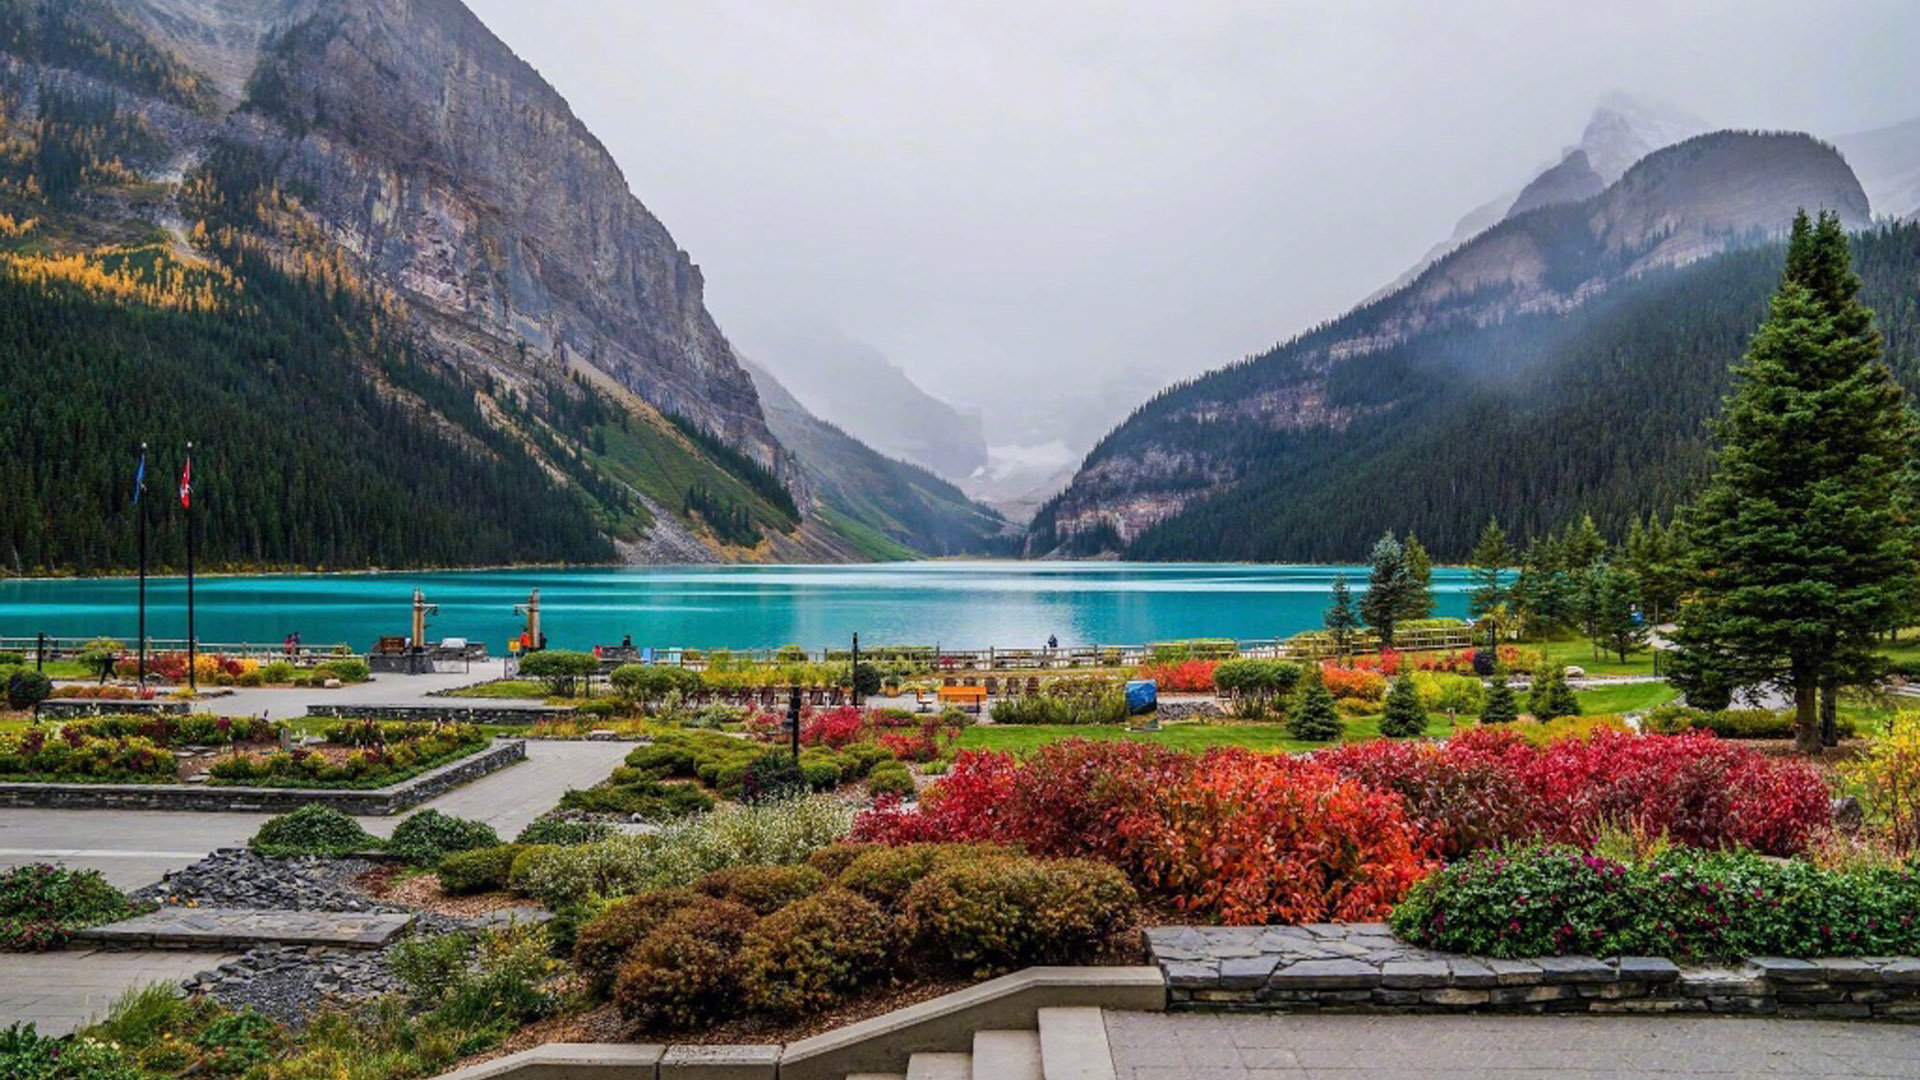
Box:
1148;924;1920;1020
0;738;527;814
306;703;576;725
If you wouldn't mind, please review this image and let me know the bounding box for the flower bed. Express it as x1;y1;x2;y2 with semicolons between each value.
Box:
987;677;1130;725
205;721;489;789
851;731;1833;924
0;729;183;783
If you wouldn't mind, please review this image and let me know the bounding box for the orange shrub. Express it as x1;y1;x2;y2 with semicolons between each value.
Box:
1319;663;1387;702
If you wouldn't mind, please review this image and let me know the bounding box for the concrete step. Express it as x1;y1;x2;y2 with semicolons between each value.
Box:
973;1029;1042;1080
1038;1007;1117;1080
844;1075;906;1080
904;1052;971;1080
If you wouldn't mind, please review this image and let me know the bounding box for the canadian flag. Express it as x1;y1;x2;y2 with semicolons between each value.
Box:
179;456;192;510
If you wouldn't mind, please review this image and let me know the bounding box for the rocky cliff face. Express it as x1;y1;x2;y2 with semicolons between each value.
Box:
170;0;786;473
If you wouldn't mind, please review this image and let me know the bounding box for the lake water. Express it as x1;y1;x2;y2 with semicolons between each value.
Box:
0;562;1474;652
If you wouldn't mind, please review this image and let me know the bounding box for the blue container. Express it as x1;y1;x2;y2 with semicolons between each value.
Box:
1125;679;1158;716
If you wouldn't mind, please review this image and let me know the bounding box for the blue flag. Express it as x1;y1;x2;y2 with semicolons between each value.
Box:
132;448;146;506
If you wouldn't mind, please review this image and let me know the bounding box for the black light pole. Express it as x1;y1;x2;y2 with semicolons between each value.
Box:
851;631;861;708
135;442;148;684
35;631;44;672
786;684;802;763
182;443;195;693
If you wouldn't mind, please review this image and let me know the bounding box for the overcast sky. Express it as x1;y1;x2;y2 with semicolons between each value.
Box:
465;0;1920;418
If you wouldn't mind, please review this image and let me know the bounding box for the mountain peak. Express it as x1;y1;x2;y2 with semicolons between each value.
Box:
1579;92;1711;181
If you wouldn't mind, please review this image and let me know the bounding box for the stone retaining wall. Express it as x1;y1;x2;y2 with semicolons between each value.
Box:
1149;924;1920;1020
0;739;526;815
37;698;190;719
305;703;575;725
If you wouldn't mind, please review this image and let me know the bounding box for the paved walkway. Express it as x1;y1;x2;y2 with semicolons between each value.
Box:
1104;1012;1920;1079
0;740;631;888
200;659;526;716
0;949;237;1037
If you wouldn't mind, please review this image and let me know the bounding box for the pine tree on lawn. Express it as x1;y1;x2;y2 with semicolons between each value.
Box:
1287;667;1343;742
1468;518;1511;619
1528;666;1580;722
1588;562;1649;663
1380;671;1428;738
1481;676;1519;724
1400;533;1437;622
1323;573;1361;658
1359;532;1413;648
1671;210;1920;755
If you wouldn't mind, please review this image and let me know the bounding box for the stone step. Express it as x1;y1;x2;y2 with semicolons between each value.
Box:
77;907;414;950
1038;1007;1117;1080
843;1074;906;1080
973;1029;1042;1080
904;1051;971;1080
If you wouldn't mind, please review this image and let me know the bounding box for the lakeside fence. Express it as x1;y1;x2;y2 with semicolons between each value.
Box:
4;622;1479;672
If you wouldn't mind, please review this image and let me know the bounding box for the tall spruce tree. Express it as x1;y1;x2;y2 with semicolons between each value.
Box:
1671;210;1920;754
1323;573;1361;658
1380;671;1429;738
1587;562;1649;663
1528;666;1581;722
1468;518;1511;618
1400;533;1437;622
1360;532;1414;648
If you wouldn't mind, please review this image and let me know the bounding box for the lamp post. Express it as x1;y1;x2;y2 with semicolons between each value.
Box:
851;631;861;708
786;684;802;763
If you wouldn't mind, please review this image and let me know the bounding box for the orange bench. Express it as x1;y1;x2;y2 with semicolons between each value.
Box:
937;685;988;711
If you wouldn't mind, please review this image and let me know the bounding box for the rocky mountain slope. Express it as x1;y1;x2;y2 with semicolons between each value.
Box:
1839;114;1920;221
742;320;989;481
745;360;1011;558
0;0;1004;569
1031;130;1881;560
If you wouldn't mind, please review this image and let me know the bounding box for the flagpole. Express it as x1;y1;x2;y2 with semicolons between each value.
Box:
137;442;147;685
185;443;195;694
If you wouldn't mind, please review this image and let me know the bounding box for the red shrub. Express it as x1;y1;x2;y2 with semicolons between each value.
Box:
801;706;864;749
1319;664;1387;701
1136;660;1219;693
1313;736;1532;859
852;750;1022;844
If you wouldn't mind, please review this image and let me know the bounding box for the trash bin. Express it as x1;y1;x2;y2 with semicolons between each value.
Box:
1125;679;1158;716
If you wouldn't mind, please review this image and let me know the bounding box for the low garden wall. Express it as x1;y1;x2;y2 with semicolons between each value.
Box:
1149;925;1920;1020
0;738;525;814
37;698;190;719
304;703;575;725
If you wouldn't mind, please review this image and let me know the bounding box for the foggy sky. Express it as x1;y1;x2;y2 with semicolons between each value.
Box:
463;0;1920;425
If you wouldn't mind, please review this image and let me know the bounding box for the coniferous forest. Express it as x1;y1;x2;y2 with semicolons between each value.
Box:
1040;222;1920;562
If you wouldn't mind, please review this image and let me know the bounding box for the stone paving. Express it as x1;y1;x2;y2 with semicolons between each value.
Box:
1147;924;1920;1019
79;907;414;950
1103;1011;1920;1079
0;949;237;1037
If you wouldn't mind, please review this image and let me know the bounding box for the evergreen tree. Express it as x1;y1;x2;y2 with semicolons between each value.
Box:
1467;518;1511;618
1588;562;1650;663
1399;533;1437;622
1286;667;1343;742
1379;672;1428;738
1561;514;1607;569
1672;210;1920;754
1481;676;1519;724
1528;665;1581;722
1359;532;1413;648
1322;573;1360;658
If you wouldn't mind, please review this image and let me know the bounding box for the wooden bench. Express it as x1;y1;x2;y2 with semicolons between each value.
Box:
937;685;988;712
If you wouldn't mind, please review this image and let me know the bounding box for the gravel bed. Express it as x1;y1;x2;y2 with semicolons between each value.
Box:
133;849;404;913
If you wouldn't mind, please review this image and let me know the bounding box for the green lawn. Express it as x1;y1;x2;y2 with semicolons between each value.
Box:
1575;682;1678;714
960;711;1468;756
1531;637;1658;678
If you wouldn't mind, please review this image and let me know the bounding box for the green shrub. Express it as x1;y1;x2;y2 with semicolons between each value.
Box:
0;651;22;667
1285;669;1342;741
514;817;613;846
989;679;1129;725
0;864;144;951
558;778;715;819
571;887;703;994
519;650;598;696
610;897;757;1028
437;845;522;895
835;843;997;908
320;658;371;683
805;842;878;879
1643;705;1856;740
741;750;806;803
1212;659;1302;699
866;760;916;797
739;888;895;1016
1528;666;1581;721
1481;677;1519;724
260;661;295;684
387;810;501;868
5;669;52;710
0;1020;146;1078
693;864;826;915
900;856;1136;977
249;805;380;857
1379;673;1428;739
610;664;702;708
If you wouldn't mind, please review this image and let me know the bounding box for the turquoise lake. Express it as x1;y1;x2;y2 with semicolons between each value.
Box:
0;563;1474;651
